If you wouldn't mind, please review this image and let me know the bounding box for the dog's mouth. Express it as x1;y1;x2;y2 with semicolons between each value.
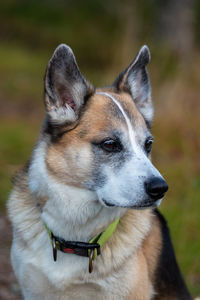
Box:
102;198;162;209
103;199;115;207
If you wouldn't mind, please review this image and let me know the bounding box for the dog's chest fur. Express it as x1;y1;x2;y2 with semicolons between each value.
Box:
8;168;159;300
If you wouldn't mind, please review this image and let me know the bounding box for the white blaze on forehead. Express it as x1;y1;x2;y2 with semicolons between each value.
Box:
97;91;141;155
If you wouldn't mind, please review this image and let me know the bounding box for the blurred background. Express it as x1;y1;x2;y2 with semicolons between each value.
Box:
0;0;199;298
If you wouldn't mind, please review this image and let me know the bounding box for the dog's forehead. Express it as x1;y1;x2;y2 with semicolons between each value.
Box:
98;91;142;122
77;90;147;139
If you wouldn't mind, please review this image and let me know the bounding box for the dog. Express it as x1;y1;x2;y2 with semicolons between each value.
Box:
8;44;192;299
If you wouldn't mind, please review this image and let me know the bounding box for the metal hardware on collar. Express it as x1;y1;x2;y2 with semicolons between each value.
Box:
89;249;94;273
52;235;57;262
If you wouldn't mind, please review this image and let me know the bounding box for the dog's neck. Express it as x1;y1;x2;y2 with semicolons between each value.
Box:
40;186;124;242
28;140;126;242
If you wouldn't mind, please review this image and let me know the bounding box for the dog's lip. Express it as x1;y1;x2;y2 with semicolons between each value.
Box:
102;198;162;209
133;202;156;208
102;199;115;207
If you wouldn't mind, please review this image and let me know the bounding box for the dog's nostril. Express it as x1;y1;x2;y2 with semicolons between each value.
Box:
145;177;168;200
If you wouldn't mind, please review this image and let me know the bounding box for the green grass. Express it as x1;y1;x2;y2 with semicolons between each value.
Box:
0;43;46;102
0;120;40;210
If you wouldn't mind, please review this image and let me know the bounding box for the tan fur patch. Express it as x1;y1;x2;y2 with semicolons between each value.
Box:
45;89;147;188
142;212;162;283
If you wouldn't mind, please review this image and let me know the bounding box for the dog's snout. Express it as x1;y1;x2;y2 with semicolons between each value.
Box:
145;177;168;200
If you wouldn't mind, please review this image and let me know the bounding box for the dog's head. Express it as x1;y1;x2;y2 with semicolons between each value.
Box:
41;44;168;209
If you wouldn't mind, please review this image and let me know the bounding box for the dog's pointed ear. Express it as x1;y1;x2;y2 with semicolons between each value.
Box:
44;44;94;125
113;45;153;125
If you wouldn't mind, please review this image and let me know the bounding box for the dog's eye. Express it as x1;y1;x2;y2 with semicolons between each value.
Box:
145;138;153;153
100;139;122;153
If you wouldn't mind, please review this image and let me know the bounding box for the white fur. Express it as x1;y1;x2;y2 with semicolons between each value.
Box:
45;81;87;125
45;101;76;124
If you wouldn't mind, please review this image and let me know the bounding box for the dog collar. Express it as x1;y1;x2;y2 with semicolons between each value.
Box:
44;218;120;273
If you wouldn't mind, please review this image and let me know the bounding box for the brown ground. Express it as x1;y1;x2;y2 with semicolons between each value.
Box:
0;214;22;300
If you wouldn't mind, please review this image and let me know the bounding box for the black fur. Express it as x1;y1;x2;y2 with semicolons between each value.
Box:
154;209;192;299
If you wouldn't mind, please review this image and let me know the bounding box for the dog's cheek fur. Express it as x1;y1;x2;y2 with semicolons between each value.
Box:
45;141;126;192
85;144;129;190
46;142;94;187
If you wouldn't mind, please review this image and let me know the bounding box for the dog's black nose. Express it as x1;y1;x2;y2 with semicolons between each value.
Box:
145;177;168;200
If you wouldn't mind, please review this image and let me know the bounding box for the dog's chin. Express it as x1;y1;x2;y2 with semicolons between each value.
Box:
101;198;163;209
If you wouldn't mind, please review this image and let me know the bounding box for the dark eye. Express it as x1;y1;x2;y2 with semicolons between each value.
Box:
100;139;122;153
145;138;153;153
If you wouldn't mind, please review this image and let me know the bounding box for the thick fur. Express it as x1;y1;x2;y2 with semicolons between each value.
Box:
8;44;192;299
